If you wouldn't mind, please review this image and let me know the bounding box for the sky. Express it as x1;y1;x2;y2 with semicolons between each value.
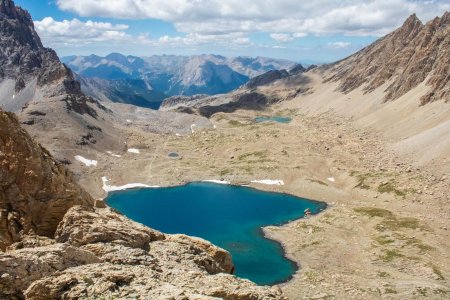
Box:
14;0;450;64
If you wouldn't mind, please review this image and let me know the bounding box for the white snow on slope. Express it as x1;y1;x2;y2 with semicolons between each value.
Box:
251;179;284;186
75;155;97;167
106;151;122;158
202;179;231;185
127;148;140;154
102;176;159;192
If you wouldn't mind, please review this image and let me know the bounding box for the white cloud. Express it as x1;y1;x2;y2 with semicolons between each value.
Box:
34;18;252;48
34;17;130;44
56;0;450;37
270;33;294;42
270;33;307;42
328;42;351;49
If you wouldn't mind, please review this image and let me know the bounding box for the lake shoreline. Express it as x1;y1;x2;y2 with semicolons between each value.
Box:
104;180;327;286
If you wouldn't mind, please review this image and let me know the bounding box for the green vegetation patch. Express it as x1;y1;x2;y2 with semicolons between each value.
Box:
308;179;328;186
354;207;427;232
219;168;232;176
228;120;246;127
354;207;394;218
375;235;395;245
380;249;404;262
377;182;406;197
378;271;390;278
237;150;268;160
430;264;445;281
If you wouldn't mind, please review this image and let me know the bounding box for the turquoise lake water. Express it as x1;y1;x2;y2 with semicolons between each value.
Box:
106;182;326;285
254;116;292;123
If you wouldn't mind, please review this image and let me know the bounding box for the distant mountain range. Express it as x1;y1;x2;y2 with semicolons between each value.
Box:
62;54;298;109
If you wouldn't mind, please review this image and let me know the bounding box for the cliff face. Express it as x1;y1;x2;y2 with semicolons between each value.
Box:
327;12;450;104
0;0;97;116
0;111;93;250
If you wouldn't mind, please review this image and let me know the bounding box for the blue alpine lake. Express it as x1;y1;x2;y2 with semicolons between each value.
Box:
106;182;326;285
254;116;292;123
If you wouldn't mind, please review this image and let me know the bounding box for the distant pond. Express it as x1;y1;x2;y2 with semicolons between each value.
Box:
106;182;326;285
254;116;292;123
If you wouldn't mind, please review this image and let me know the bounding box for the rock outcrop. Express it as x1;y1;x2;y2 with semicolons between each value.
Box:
326;12;450;104
160;94;210;110
0;111;93;250
288;64;306;75
1;205;285;299
0;0;98;116
246;70;290;89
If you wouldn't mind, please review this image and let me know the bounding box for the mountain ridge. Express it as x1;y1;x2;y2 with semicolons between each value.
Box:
63;53;298;108
326;12;450;104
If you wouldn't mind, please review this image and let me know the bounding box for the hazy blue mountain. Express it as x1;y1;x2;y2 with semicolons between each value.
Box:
63;53;297;109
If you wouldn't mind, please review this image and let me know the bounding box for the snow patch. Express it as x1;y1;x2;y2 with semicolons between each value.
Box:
202;179;231;185
102;176;159;192
126;119;132;123
12;94;15;99
251;179;284;186
327;177;335;182
106;151;121;158
127;148;140;154
75;155;97;167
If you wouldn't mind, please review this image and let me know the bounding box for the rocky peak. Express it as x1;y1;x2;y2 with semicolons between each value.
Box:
0;0;101;117
246;69;290;89
401;13;423;33
326;12;450;104
0;0;18;18
289;64;306;75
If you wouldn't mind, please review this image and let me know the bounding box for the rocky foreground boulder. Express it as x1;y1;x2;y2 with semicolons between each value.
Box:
0;109;285;299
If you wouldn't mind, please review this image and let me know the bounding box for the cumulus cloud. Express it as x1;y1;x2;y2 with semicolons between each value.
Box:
270;33;294;43
34;17;130;44
328;42;351;49
149;32;251;46
34;18;252;48
270;33;307;42
55;0;450;36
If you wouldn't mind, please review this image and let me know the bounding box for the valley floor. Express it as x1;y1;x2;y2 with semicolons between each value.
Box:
67;102;450;299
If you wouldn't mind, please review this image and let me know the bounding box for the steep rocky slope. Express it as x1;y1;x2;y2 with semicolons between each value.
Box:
0;0;121;153
0;109;285;299
0;0;97;115
326;13;450;104
0;111;93;250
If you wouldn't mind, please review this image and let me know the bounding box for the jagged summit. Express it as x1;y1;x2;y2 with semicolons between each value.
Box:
327;12;450;104
0;0;98;116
